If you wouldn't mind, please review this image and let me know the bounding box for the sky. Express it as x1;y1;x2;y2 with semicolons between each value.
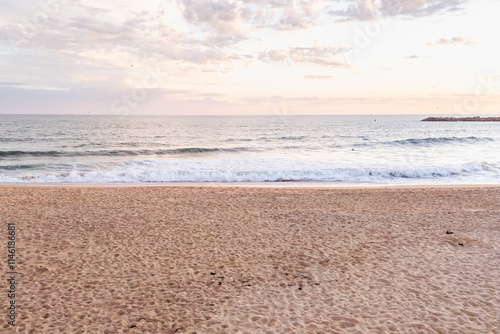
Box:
1;0;499;115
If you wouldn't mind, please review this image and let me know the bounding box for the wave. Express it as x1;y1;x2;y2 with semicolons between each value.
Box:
1;160;498;183
258;136;307;141
0;164;38;170
386;136;494;146
223;138;254;142
280;136;307;140
0;147;253;158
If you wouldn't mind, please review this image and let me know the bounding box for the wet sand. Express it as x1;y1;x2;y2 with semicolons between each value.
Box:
1;186;499;333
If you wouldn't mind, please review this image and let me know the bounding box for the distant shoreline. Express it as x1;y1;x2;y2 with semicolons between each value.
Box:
422;116;500;122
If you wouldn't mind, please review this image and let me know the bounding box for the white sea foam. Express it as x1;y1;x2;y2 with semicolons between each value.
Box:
0;159;498;184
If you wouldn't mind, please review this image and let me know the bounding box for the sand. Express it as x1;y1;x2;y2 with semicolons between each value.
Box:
1;186;499;333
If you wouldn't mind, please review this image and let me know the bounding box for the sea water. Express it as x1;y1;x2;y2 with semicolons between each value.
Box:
0;115;499;185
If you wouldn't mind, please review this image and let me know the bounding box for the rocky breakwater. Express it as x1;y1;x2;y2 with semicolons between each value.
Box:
422;116;500;122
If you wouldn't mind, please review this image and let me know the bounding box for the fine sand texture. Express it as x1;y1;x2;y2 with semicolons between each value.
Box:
1;186;499;333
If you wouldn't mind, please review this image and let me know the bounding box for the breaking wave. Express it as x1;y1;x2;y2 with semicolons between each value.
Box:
386;136;494;146
0;160;498;184
0;147;253;158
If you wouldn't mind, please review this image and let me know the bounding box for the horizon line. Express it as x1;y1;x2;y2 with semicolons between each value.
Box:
1;113;500;117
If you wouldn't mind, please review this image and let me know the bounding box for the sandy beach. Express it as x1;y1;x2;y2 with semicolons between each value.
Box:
1;186;499;333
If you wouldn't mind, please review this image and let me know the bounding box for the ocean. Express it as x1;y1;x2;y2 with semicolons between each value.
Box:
0;114;499;185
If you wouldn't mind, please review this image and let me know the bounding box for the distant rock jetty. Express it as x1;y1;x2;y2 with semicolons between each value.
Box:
422;116;500;122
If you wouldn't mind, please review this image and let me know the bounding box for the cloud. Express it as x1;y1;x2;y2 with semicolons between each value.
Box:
178;0;328;34
330;0;469;21
427;37;476;46
0;81;24;86
178;0;249;46
259;46;350;67
0;0;491;116
1;0;471;78
304;74;333;79
245;0;327;29
180;0;241;32
0;1;242;72
329;0;379;21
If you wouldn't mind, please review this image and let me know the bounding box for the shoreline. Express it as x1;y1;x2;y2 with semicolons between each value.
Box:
1;182;500;188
